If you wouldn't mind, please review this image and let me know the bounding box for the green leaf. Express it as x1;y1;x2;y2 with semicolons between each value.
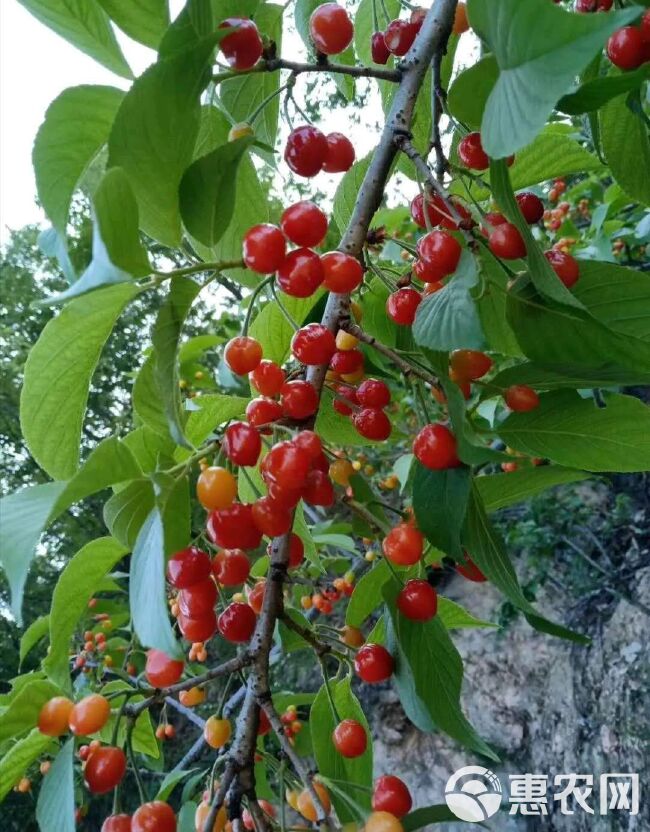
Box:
345;560;390;627
44;537;127;690
438;598;496;630
99;681;159;758
36;738;75;832
315;389;385;446
179;137;256;247
402;806;458;830
447;54;499;130
17;0;132;78
558;63;650;115
467;0;640;156
20;283;139;480
104;479;155;548
412;463;470;559
490;360;650;391
475;466;590;513
250;292;323;365
295;0;323;48
333;155;371;233
19;616;50;667
0;729;53;801
499;391;650;473
96;0;170;48
133;355;170;439
32;85;124;234
156;768;199;802
0;679;61;743
123;426;175;473
277;608;312;653
383;582;497;760
310;677;372;822
600;89;650;207
476;250;522;357
183;393;249;449
38;226;76;284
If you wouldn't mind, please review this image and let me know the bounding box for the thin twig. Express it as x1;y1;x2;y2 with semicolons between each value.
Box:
213;57;401;85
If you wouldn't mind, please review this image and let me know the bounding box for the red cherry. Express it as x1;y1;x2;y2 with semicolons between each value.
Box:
323;133;355;173
145;650;184;688
488;222;526;259
284;125;328;177
450;349;492;381
330;348;364;375
248;581;266;615
84;747;127;794
262;440;312;489
257;707;271;735
281;202;328;247
458;132;489;170
333;384;358;415
410;7;426;27
243;224;286;274
410;193;445;229
352;407;391;440
413;423;460;470
213;549;251;586
354;643;394;683
249;360;285;397
544;250;580;287
641;10;650;43
302;469;335;507
439;198;474;231
266;480;303;509
276;248;324;297
218;602;257;642
456;556;487;582
207;503;263;550
101;815;132;832
132;801;176;832
218;18;263;70
293;429;323;460
483;212;507;236
397;579;438;621
333;719;367;757
575;0;613;10
309;3;354;55
292;323;337;365
178;610;217;642
504;384;540;412
321;251;364;292
384;19;419;56
223;421;262;467
516;192;544;224
372;776;412;818
246;397;283;429
178;579;217;618
382;523;424;566
287;533;305;568
386;288;422;325
416;230;462;276
252;496;293;536
607;26;644;70
281;380;319;419
413;258;446;284
371;31;390;64
224;336;263;375
167;546;211;589
357;378;390;408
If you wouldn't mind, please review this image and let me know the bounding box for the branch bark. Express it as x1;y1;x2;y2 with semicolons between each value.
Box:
213;58;401;85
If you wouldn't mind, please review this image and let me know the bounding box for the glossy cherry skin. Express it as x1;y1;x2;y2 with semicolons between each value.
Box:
287;533;306;568
132;801;176;832
285;126;329;177
281;379;319;419
352;407;392;440
333;719;367;757
246;396;283;429
247;581;266;615
413;258;446;284
413;423;460;470
456;556;487;582
84;746;127;794
323;133;356;173
386;288;422;325
357;378;390;407
223;421;262;467
458;132;489;170
207;503;263;550
450;349;493;381
439;198;474;231
218;602;257;642
382;523;424;566
488;222;526;259
505;384;540;412
101;815;132;832
384;19;419;56
276;248;324;297
243;224;286;274
167;546;212;588
294;429;323;459
292;323;337;365
178;610;218;642
516;192;544;224
213;549;251;586
224;336;263;375
372;776;412;818
281;202;328;247
302;469;335;507
321;251;364;292
330;348;364;375
371;31;390;64
575;0;613;10
333;384;358;415
38;696;74;736
354;643;394;683
410;193;445;228
309;3;354;54
252;496;293;536
262;440;312;489
249;360;285;397
416;230;462;276
607;26;645;70
219;18;263;70
397;579;438;621
69;694;111;736
196;467;237;511
145;649;184;688
544;250;580;287
178;578;218;618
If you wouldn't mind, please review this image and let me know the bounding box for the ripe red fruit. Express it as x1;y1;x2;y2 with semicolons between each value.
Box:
287;533;305;568
303;469;335;507
132;801;176;832
397;579;438;621
246;397;283;429
207;503;263;550
382;523;424;566
69;695;111;736
293;429;323;459
488;222;526;260
262;440;312;489
333;384;358;415
352;407;392;440
281;379;319;419
266;480;303;509
410;193;445;229
292;323;337;365
413;258;446;284
330;348;364;375
309;3;354;55
84;746;127;794
248;581;266;615
456;556;487;583
178;610;217;642
321;251;364;292
281;202;328;248
213;549;251;586
166;546;211;589
276;248;324;297
285;125;329;177
252;496;293;536
413;423;460;470
218;18;263;70
38;696;74;736
223;421;262;467
458;132;489;170
371;31;390;64
544;250;580;288
178;579;217;618
249;360;285;397
516;192;544;224
224;336;263;375
101;815;132;832
323;133;355;173
243;224;286;274
384;19;419;56
145;650;184;688
357;378;390;408
607;26;644;70
439;198;474;231
575;0;613;10
333;719;367;757
354;643;394;683
416;230;462;276
386;287;422;325
450;349;492;381
218;602;257;642
504;384;540;412
372;776;412;818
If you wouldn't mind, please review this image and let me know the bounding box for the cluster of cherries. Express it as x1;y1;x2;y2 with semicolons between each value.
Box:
606;10;650;71
371;3;469;65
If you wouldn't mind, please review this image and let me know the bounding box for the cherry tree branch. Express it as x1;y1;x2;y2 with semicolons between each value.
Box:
213;58;401;85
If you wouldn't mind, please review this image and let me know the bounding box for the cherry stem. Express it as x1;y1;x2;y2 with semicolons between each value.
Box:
242;275;274;337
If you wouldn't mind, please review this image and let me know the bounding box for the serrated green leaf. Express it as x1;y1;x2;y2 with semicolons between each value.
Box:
447;54;498;130
103;479;155;548
558;63;650;115
182;393;249;450
601;89;650;207
412;462;470;559
36;738;75;832
438;598;496;630
333;155;371;233
0;729;54;801
96;0;170;48
476;249;522;357
345;560;390;628
475;466;590;513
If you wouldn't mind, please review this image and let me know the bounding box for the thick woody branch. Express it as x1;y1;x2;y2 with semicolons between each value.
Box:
213;58;401;85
